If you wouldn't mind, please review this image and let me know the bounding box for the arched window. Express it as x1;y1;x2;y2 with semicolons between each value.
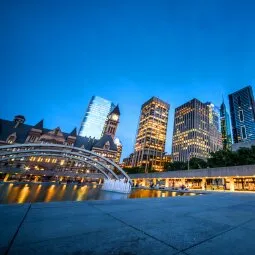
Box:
6;133;16;144
104;141;110;150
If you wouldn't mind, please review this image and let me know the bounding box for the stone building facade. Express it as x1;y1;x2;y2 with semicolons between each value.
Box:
0;113;121;164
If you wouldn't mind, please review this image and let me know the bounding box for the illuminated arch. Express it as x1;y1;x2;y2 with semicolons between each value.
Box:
0;143;131;183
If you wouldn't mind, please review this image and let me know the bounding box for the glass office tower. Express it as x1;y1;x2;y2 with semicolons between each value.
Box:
79;96;115;139
205;102;223;153
229;86;255;143
172;99;211;162
133;97;170;172
220;100;232;150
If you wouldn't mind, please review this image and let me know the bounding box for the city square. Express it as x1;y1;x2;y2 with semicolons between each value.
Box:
1;192;255;254
2;0;255;254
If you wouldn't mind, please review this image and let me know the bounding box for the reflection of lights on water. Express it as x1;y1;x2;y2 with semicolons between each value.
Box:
44;185;56;202
33;184;42;202
6;183;14;202
76;186;88;201
17;187;29;204
2;183;202;204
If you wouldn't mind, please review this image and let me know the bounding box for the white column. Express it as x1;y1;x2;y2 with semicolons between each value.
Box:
165;178;169;188
229;177;235;192
201;178;206;190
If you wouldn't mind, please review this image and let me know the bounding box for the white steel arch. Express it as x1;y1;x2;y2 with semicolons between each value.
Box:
0;149;119;179
0;143;131;183
0;152;111;179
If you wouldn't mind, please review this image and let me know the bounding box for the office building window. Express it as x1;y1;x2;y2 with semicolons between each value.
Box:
239;110;244;122
241;126;247;139
237;96;242;107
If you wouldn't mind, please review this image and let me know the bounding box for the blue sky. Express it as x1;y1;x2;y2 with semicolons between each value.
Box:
1;0;255;159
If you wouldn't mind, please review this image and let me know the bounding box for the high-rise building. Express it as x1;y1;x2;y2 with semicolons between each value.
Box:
205;102;223;152
79;96;115;139
172;99;210;162
132;97;170;172
114;137;122;164
229;86;255;143
220;100;232;150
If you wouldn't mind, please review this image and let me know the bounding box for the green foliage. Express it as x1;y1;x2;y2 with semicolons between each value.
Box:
164;161;188;171
126;146;255;173
165;158;208;171
123;167;145;174
123;166;162;174
208;146;255;168
189;157;208;169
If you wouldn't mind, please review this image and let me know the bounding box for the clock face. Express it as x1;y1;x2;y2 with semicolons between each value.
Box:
111;114;119;121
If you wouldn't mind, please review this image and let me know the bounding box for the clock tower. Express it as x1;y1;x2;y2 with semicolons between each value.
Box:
103;105;120;138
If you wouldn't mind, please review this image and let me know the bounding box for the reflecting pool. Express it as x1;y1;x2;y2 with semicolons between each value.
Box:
0;182;199;204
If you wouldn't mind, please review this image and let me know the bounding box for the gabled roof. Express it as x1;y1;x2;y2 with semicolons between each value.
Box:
110;105;120;116
0;118;118;152
74;136;95;150
69;128;77;137
93;134;117;151
0;119;32;143
34;120;43;130
47;127;64;137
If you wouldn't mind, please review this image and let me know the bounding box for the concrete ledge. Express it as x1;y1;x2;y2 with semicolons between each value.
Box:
129;164;255;179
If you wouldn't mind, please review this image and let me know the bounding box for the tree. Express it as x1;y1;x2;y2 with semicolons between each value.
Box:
189;157;208;169
207;147;255;168
123;167;145;174
164;161;187;171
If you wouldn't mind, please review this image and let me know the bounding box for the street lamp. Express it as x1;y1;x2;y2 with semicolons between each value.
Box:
187;151;191;170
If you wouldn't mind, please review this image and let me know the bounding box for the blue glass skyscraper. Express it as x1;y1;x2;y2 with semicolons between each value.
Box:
79;96;115;139
220;100;232;150
229;86;255;143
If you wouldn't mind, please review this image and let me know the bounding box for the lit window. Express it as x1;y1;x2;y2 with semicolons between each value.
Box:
30;157;36;161
37;157;43;162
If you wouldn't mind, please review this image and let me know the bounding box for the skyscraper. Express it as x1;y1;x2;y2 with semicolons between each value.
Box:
114;137;122;164
229;86;255;143
172;99;210;162
132;97;170;172
220;100;232;150
205;102;223;153
79;96;115;139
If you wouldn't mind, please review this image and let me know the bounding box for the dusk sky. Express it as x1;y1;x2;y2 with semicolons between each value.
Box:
1;0;255;159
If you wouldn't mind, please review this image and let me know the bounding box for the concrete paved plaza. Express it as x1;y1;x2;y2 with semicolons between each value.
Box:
1;192;255;255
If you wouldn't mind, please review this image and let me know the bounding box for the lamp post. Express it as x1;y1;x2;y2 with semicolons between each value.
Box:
187;151;191;170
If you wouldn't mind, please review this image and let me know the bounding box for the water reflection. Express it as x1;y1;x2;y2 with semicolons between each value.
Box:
0;183;198;204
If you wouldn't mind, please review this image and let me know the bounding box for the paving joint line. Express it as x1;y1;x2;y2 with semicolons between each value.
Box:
89;204;180;253
4;203;32;255
180;218;255;253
